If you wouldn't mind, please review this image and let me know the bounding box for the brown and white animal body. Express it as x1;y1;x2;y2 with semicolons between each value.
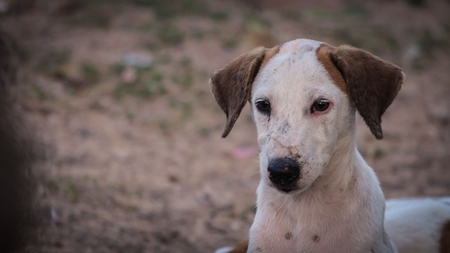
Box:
210;39;450;253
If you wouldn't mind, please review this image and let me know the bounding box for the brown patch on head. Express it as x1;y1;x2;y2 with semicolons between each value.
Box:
440;220;450;253
323;44;404;139
316;44;347;94
260;44;281;70
228;240;249;253
210;45;281;138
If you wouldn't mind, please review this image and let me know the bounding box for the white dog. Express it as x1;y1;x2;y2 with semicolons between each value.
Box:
210;39;450;253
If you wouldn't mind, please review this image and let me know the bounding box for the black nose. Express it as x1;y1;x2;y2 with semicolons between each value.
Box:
268;157;300;191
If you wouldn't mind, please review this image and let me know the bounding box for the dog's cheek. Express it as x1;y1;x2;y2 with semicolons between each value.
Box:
298;171;316;191
298;149;326;187
298;164;322;190
254;116;271;136
259;150;270;180
257;131;269;147
311;120;336;167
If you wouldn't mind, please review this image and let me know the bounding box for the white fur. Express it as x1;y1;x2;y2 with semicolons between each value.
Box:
249;39;396;253
214;39;450;253
385;198;450;253
214;246;234;253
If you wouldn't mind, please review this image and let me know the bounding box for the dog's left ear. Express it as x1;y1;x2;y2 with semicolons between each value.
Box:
210;47;266;138
329;45;404;140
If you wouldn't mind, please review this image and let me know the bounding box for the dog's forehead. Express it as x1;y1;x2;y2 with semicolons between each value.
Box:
278;38;322;55
254;39;339;98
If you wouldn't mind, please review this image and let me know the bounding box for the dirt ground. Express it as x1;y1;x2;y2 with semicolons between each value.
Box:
1;0;450;252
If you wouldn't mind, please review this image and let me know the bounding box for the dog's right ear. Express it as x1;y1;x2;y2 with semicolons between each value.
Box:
210;47;266;138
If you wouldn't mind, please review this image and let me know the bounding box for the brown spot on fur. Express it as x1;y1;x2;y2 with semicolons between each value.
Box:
316;44;348;94
302;107;308;116
285;232;292;240
279;121;291;135
328;45;404;140
440;220;450;253
312;235;320;242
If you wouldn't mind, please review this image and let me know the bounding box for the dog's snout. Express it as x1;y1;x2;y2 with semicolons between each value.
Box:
268;157;300;192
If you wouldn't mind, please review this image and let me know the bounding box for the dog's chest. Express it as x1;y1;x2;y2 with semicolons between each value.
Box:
249;220;368;253
249;223;320;253
249;192;378;253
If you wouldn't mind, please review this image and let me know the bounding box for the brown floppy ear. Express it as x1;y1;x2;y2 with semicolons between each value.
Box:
330;45;404;139
210;47;266;138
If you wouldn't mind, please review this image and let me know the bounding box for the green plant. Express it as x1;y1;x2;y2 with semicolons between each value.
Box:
169;99;193;121
81;61;101;84
32;84;51;100
114;67;167;99
341;6;368;19
140;72;166;98
135;0;209;19
157;23;185;46
44;176;81;202
210;11;228;22
38;49;71;77
222;37;240;50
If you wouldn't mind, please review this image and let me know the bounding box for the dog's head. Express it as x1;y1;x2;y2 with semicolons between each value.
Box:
210;39;403;193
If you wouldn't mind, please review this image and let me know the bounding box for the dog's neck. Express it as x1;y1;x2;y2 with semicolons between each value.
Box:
250;116;397;253
310;130;358;196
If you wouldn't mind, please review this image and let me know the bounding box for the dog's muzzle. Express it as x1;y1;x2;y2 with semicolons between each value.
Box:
268;157;300;192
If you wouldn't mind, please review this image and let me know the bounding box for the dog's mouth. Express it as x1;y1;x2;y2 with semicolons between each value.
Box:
279;187;295;193
269;182;299;193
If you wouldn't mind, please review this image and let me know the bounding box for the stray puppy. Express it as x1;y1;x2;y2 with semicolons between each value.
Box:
210;38;450;253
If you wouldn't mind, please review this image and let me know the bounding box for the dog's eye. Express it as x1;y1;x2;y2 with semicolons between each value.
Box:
311;98;330;113
255;100;271;114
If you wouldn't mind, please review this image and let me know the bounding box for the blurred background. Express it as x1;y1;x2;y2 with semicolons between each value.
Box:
0;0;449;252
